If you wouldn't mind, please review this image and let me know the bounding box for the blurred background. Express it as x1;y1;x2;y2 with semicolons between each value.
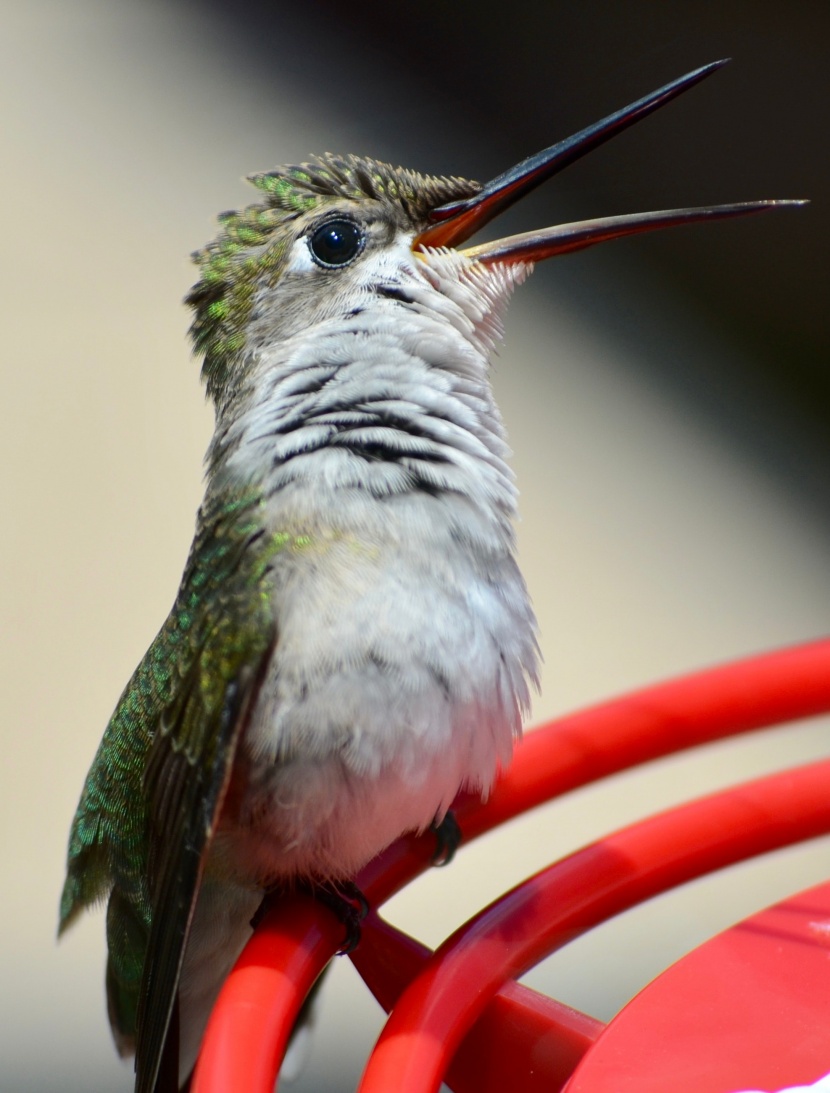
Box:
1;2;828;1090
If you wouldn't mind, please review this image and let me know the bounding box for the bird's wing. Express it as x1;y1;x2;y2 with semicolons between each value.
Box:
135;632;268;1092
59;491;285;1093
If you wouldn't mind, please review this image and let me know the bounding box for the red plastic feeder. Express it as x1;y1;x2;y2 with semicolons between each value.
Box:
192;638;830;1093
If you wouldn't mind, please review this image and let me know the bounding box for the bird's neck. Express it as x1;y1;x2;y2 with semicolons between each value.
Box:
206;256;528;546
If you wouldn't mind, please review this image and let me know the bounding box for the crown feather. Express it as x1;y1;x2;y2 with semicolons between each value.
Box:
248;153;480;224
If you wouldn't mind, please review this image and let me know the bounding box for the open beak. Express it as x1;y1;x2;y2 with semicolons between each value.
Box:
414;60;806;265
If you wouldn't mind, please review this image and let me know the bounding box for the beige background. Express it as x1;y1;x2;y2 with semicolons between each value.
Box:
1;3;827;1091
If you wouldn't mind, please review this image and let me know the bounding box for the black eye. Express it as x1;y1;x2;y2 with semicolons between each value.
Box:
307;218;364;268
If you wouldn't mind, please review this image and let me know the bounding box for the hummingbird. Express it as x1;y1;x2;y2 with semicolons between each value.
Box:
59;60;803;1093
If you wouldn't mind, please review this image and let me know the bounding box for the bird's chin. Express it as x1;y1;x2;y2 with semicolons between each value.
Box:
414;245;533;353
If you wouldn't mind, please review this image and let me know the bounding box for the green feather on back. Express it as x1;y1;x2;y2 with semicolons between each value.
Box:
59;489;291;1083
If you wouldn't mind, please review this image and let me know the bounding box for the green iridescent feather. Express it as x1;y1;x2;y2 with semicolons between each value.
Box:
59;490;292;1074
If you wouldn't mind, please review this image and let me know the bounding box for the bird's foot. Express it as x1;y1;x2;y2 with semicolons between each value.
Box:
309;880;369;954
251;880;368;953
250;889;278;931
430;810;461;867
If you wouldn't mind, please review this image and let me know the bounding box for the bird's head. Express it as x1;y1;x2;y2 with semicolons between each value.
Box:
186;157;481;406
187;60;804;410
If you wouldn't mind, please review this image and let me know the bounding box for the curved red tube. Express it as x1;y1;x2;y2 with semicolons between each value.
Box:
192;638;830;1093
356;757;830;1093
